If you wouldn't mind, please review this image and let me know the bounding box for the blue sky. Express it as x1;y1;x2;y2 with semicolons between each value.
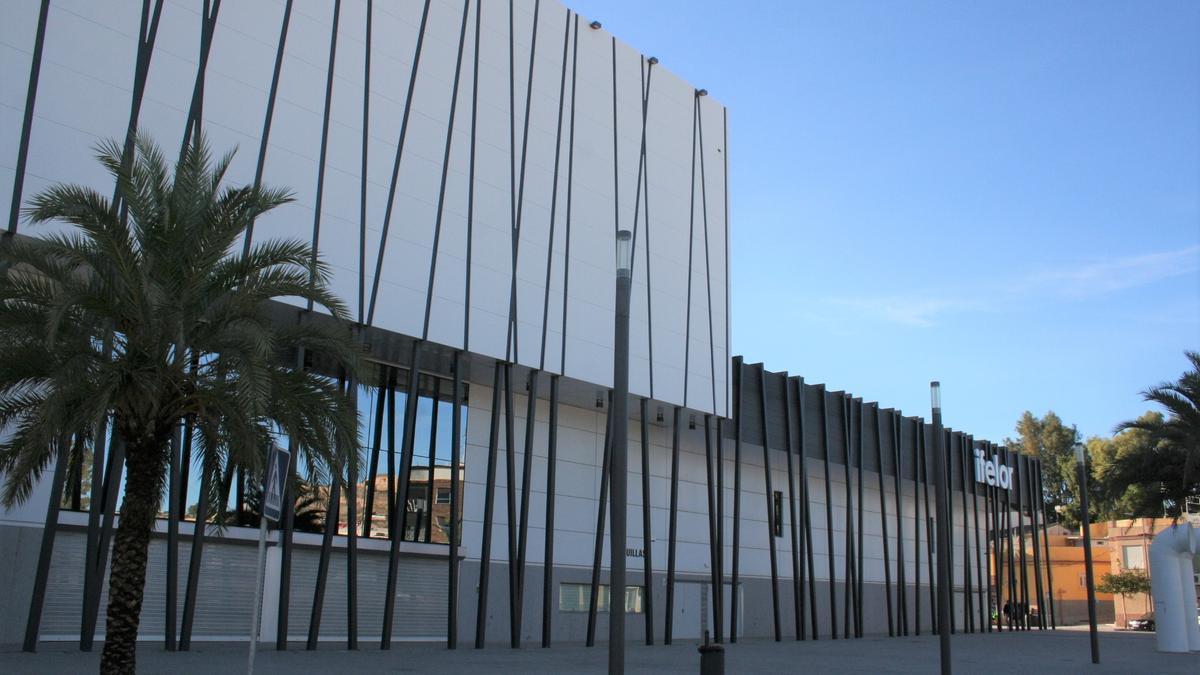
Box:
567;0;1200;442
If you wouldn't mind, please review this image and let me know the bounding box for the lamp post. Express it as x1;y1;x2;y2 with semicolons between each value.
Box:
609;228;633;674
930;382;952;674
1075;443;1100;664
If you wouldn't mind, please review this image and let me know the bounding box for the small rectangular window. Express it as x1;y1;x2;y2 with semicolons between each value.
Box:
1121;545;1145;570
436;487;452;504
558;583;644;613
773;491;783;537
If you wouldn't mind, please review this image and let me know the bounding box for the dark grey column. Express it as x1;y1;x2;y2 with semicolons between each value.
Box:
22;437;69;652
892;412;908;636
541;375;560;648
1026;453;1046;630
449;352;464;649
503;362;519;648
704;414;721;637
664;406;682;645
514;369;539;647
306;463;341;650
346;375;359;649
276;430;299;650
758;366;782;641
585;393;614;647
784;376;804;640
874;405;894;637
730;357;744;642
912;418;923;636
819;386;837;639
383;341;424;648
639;398;654;645
841;395;856;639
475;363;504;649
1037;458;1056;629
5;0;50;238
795;379;818;639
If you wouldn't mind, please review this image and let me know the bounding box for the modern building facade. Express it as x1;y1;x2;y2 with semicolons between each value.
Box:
2;0;1060;654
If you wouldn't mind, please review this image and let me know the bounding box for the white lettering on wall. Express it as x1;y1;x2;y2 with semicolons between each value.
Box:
974;449;1013;490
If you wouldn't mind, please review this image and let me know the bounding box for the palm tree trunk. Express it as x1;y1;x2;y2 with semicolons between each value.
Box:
99;439;165;675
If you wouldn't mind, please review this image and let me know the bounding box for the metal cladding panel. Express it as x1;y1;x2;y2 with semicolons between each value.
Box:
0;0;731;416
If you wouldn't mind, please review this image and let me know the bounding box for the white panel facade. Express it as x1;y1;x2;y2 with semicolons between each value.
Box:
0;0;731;415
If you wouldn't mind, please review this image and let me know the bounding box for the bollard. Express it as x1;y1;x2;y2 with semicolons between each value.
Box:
698;629;725;675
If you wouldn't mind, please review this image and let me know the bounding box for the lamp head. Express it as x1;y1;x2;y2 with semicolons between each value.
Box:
616;229;633;275
930;381;941;412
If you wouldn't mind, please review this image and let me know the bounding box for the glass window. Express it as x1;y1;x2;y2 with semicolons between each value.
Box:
1121;545;1145;570
773;491;783;537
558;583;644;613
436;487;452;504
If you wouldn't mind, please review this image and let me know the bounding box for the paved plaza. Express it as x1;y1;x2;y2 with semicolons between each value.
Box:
2;628;1195;674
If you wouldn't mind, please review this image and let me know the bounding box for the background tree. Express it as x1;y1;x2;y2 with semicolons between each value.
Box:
1115;351;1200;516
0;136;360;673
1097;569;1152;622
1009;410;1081;526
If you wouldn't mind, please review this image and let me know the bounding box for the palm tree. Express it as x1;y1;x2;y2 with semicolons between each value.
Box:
1115;351;1200;514
0;135;361;673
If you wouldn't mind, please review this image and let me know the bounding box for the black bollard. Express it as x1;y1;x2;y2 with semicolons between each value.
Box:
698;630;725;675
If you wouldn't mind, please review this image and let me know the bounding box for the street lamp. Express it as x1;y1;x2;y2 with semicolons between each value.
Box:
609;228;633;674
930;382;952;674
1075;443;1100;664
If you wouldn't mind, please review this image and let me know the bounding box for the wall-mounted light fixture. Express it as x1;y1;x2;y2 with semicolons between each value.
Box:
656;406;664;423
689;414;696;430
596;393;604;409
647;56;659;65
589;20;601;30
696;88;708;97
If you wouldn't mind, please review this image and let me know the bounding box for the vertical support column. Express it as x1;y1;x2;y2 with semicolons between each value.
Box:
1027;453;1046;630
841;395;857;639
1015;453;1030;630
819;386;837;639
1037;458;1056;629
664;406;682;645
449;352;463;649
639;398;654;645
892;412;908;636
346;375;359;650
1002;445;1017;630
5;0;51;238
854;399;865;638
875;405;894;637
384;341;424;648
585;393;614;647
22;438;69;652
912;418;923;636
503;363;519;648
921;421;937;635
178;435;206;651
714;416;725;645
514;369;539;647
971;437;987;633
730;356;744;642
794;378;819;639
758;366;782;642
784;376;804;640
540;374;560;648
704;415;721;636
306;459;342;649
474;363;504;649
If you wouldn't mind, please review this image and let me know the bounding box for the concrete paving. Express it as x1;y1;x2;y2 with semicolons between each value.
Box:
2;629;1195;673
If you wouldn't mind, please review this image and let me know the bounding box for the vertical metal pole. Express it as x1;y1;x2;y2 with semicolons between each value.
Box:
1026;453;1046;629
893;413;908;636
784;377;804;640
1014;449;1028;630
971;437;987;633
1003;446;1017;631
363;372;386;538
1037;458;1056;629
841;395;856;639
945;430;955;635
958;434;973;633
758;367;782;642
166;413;181;651
306;463;341;650
475;363;503;648
22;438;69;652
913;419;923;636
923;422;937;635
639;398;654;645
383;341;424;648
503;363;519;648
540;374;561;648
276;431;298;650
81;410;110;650
854;399;865;638
247;516;268;674
819;387;837;639
83;426;125;651
930;383;952;674
795;379;819;639
586;393;614;647
664;406;682;645
731;357;744;642
515;370;538;645
714;416;725;645
5;0;50;238
449;352;464;649
1076;447;1100;663
346;375;359;649
704;415;721;637
179;440;207;651
876;405;894;637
